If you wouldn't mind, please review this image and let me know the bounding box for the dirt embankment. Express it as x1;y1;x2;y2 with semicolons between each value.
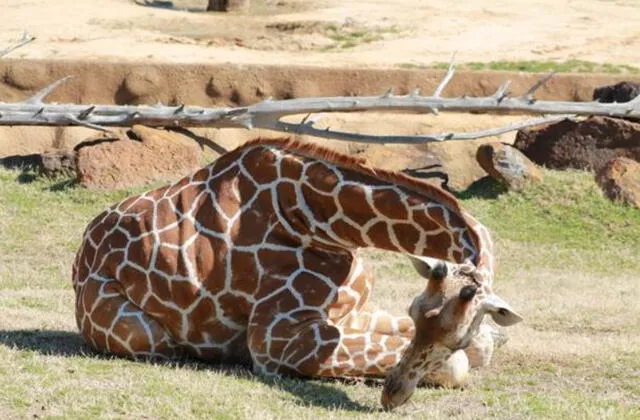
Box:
0;59;631;106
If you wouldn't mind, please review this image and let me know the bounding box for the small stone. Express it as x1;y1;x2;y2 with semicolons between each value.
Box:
476;142;542;190
595;157;640;208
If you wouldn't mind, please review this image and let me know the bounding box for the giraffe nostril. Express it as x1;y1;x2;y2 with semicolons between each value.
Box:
459;285;478;301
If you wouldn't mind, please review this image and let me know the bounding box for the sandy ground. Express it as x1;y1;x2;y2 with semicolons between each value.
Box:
2;0;639;67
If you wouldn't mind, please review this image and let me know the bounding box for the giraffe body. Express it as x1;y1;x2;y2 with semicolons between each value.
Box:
73;138;518;384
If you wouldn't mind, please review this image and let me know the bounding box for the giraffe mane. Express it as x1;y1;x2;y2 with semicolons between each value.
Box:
234;137;464;214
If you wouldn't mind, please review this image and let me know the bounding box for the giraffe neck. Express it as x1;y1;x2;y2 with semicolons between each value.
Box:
265;145;493;275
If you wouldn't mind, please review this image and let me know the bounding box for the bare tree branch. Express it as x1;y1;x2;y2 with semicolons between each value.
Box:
523;71;555;103
64;114;114;133
0;31;36;58
271;114;573;144
26;76;73;105
433;53;456;98
1;55;638;143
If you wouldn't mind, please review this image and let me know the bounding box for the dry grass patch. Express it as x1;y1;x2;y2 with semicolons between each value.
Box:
0;167;639;418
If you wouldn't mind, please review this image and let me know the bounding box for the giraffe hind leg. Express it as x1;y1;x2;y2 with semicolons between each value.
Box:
76;279;181;361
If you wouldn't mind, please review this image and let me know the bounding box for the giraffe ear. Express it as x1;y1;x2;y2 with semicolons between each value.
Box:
483;294;523;326
409;256;447;280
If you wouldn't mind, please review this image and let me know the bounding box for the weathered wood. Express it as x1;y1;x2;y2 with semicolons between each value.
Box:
0;72;637;143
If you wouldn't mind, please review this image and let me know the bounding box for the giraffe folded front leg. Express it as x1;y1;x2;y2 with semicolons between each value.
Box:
340;303;415;339
247;314;411;378
76;279;181;361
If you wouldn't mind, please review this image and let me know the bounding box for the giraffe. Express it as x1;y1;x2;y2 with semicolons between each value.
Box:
72;137;521;392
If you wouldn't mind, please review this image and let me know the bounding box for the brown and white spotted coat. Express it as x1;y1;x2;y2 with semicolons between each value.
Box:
72;138;520;389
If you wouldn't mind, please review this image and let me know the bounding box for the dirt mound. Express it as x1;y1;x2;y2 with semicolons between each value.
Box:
75;125;202;189
513;116;640;172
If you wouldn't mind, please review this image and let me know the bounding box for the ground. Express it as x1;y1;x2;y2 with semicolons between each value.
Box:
1;0;640;418
2;0;640;67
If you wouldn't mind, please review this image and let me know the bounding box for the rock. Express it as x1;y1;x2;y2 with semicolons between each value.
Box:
76;126;202;190
421;139;491;192
513;116;640;172
40;149;76;177
593;81;640;103
595;157;640;208
476;142;542;190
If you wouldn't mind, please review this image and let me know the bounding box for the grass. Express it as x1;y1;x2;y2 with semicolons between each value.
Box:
0;167;639;418
398;59;640;74
323;25;400;50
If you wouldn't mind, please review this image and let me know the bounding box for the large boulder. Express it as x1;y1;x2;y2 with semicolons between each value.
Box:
595;157;640;208
476;142;542;190
76;125;202;190
593;81;639;103
513;116;640;172
40;149;76;177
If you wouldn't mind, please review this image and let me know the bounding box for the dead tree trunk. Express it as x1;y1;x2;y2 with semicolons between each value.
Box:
207;0;227;11
207;0;249;11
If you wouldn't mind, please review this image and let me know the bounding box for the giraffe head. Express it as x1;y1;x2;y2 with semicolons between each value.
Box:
381;258;522;410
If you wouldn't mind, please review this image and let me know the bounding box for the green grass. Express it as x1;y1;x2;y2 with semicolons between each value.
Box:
460;170;640;274
324;25;400;50
0;167;639;418
398;59;640;74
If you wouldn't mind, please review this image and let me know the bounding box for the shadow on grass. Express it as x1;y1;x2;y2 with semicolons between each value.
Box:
14;172;78;191
0;329;375;412
455;176;508;200
0;329;89;357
